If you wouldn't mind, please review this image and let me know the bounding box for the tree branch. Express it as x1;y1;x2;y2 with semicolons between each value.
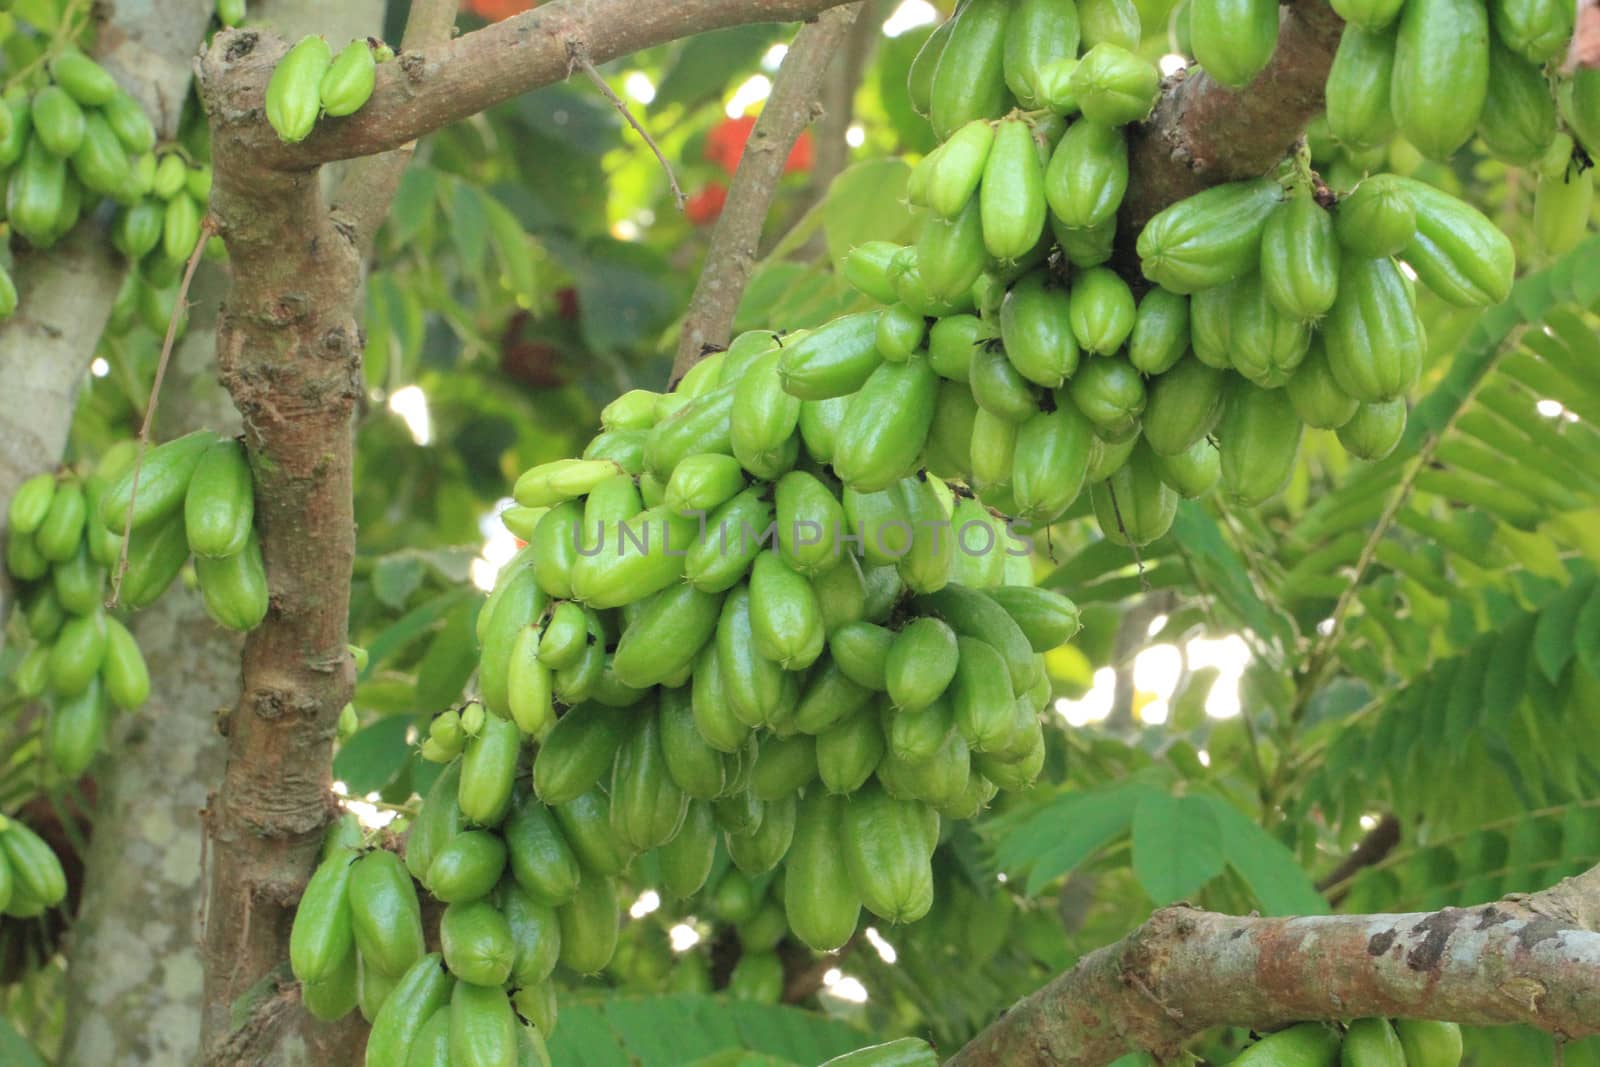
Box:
1317;813;1402;898
208;0;857;173
946;864;1600;1066
1121;0;1344;232
671;4;864;381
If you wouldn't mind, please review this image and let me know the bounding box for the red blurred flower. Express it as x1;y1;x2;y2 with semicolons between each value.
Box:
686;182;728;225
466;0;536;19
704;115;814;177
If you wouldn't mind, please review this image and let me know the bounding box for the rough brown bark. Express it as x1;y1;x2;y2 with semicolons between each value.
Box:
672;4;865;381
946;865;1600;1066
1121;0;1345;233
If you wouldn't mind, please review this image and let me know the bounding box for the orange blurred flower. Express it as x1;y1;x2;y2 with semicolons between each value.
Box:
466;0;536;20
685;182;728;225
704;115;815;177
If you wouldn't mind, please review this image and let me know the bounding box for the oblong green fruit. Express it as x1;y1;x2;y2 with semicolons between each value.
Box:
46;676;109;776
32;85;85;156
1079;0;1141;49
459;715;520;827
553;788;631;877
1391;0;1488;160
349;849;426;978
403;1006;451;1067
184;438;254;559
1138;179;1282;293
663;453;744;518
842;242;905;304
425;830;507;903
748;551;825;670
52;541;103;615
657;797;717;899
503;794;581;906
115;198;164;258
929;0;1011;140
891;475;954;595
658;687;728;798
1069;267;1135;355
1477;41;1556;166
101;616;151;709
691;643;751;752
1191;0;1278;88
1285;338;1359;429
1142;357;1226;457
1534;161;1594;256
684;486;773;594
569;506;698;609
8;137;66;247
581;429;645;475
1390;177;1514;308
949;498;1008;589
1218;382;1304;506
405;760;463;883
1045;120;1126;230
1331;0;1404;28
1230;272;1311;388
925;381;979;481
817;707;885;794
49;610;107;697
440;899;514;987
1233;1023;1341;1066
985;586;1080;651
841;785;934;923
1069;358;1146;441
1010;401;1097;524
777;312;881;400
918;197;990;303
302;948;358;1022
887;692;957;762
830;620;894;691
785;791;862;951
775;470;847;577
1494;0;1575;63
970;342;1041;425
1000;270;1079;387
794;657;875;734
34;478;85;562
102;428;218;532
726;792;797;874
8;472;57;535
195;533;269;632
917;584;1039;693
1070;43;1158;127
1092;442;1178;546
1260;189;1339;321
832;357;938;492
1393;1020;1462;1067
1321;255;1424;402
609;712;689;852
365;954;453;1067
1128;287;1190;375
612;583;721;688
528;501;581;600
928;313;983;382
321;39;377;117
1;820;67;908
749;733;818;801
267;36;333;143
732;350;802;476
449;980;516;1067
506;625;555;737
949;636;1018;752
1340;1018;1405;1067
290;850;357;982
1004;0;1079;109
1335;176;1415;259
71;112;131;199
886;617;960;712
641;384;736;480
51;50;119;106
980;118;1047;262
103;92;157;155
532;703;629;806
1337;398;1407;460
1155;436;1222;499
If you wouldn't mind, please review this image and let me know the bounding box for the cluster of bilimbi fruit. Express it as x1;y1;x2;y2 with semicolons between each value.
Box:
1233;1018;1463;1067
264;35;390;144
5;431;265;777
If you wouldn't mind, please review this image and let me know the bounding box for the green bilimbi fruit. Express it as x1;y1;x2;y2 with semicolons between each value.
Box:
1153;435;1221;499
925;382;979;480
1233;1023;1341;1065
404;760;463;883
1477;41;1557;167
794;658;876;735
529;501;580;599
365;954;453;1067
949;636;1019;752
583;428;646;475
985;586;1080;652
639;385;735;481
717;584;794;726
102;617;151;709
658;687;728;798
1391;0;1489;160
50;611;108;697
1142;357;1227;457
785;791;861;951
888;693;957;762
1534;159;1594;256
459;714;520;825
684;486;773;593
1070;44;1158;127
1321;255;1425;402
425;830;507;903
267;36;334;143
1190;0;1278;88
875;303;926;362
9;472;57;535
290;850;357;982
1334;176;1415;259
778;311;881;400
1010;400;1098;524
1260;189;1339;321
47;677;110;777
1285;338;1359;429
348;849;425;978
184;439;254;558
33;86;86;156
949;498;1007;588
891;475;955;594
979;118;1047;262
1044;120;1126;230
928;0;1011;140
320;39;377;117
999;271;1078;387
1218;382;1305;506
553;788;632;878
731;350;801;477
970;341;1041;424
926;120;994;220
1390;177;1514;308
817;707;885;794
448;980;517;1067
833;357;938;492
533;703;629;805
886;617;960;712
1092;442;1177;546
1393;1020;1462;1067
116;198;165;259
775;469;847;576
1230;273;1311;388
1494;0;1575;63
841;785;934;923
9;138;68;247
1069;267;1135;355
1003;0;1080;109
152;153;187;200
842;242;905;304
748;551;826;670
799;394;850;464
692;644;751;752
969;407;1018;490
1137;179;1282;293
612;582;721;688
1337;398;1407;460
918;197;989;302
658;797;718;898
1079;0;1141;50
162;191;202;261
102;428;218;532
503;793;581;906
72;113;131;199
537;601;588;671
1069;358;1146;441
727;792;798;873
919;584;1040;694
609;712;689;851
103;93;156;154
1340;1018;1405;1067
569;506;699;609
51;50;119;106
825;620;891;697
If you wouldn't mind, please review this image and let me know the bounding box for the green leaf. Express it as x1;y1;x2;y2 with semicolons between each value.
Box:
415;600;482;712
388;166;438;247
1201;794;1328;915
362;587;481;679
545;995;868;1067
987;780;1155;894
332;715;413;794
372;554;425;610
0;1015;46;1067
447;179;490;278
1169;667;1219;733
1578;586;1600;682
1131;792;1225;904
653;25;779;112
822;159;919;270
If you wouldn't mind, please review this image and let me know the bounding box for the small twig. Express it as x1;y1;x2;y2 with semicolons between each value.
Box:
569;43;685;210
671;4;865;384
107;217;217;609
1315;813;1401;902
